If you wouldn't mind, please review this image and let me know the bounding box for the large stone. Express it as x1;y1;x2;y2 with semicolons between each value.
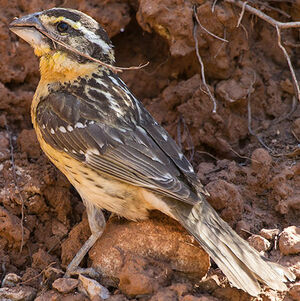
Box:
90;212;210;284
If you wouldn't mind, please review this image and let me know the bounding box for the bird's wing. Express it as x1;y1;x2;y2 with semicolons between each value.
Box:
36;75;205;205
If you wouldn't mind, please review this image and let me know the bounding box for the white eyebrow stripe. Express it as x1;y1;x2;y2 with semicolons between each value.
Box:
65;18;112;54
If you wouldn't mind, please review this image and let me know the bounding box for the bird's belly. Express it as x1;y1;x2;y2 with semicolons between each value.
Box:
64;160;151;221
35;132;151;221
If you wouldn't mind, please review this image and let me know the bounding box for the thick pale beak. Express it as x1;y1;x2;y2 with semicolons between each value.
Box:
9;13;48;49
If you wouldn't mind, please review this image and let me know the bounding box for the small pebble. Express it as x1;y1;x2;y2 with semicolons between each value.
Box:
78;274;110;300
0;286;36;300
248;235;271;252
279;226;300;255
52;277;79;294
1;273;21;288
289;282;300;301
259;228;279;240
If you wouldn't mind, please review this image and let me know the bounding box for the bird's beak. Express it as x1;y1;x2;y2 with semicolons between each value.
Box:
9;12;49;50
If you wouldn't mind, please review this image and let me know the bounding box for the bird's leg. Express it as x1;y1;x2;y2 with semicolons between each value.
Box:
65;199;106;278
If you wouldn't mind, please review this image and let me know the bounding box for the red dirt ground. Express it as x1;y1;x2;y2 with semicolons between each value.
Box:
0;0;299;300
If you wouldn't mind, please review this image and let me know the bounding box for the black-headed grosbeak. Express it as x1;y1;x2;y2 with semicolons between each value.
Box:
9;8;295;296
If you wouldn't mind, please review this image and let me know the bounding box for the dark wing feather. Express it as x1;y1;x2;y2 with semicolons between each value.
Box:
36;75;204;205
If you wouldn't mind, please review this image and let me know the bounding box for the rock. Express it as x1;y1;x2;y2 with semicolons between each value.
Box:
0;131;10;161
251;148;272;176
107;295;129;301
279;226;300;255
216;78;250;104
35;290;89;301
292;118;300;138
21;268;41;289
0;206;30;248
289;282;300;301
51;219;68;238
34;290;61;301
32;248;57;270
1;273;21;287
44;266;64;283
118;254;171;296
247;235;271;252
235;220;251;239
149;283;191;301
78;274;110;300
205;179;244;225
90;212;210;282
0;286;36;301
52;278;79;294
213;286;251;301
182;296;219;301
17;129;40;159
259;228;279;240
61;217;90;267
198;275;221;293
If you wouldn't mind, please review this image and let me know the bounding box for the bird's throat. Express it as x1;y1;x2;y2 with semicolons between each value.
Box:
39;50;98;83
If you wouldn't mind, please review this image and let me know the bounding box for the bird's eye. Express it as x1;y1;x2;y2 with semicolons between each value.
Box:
56;21;69;33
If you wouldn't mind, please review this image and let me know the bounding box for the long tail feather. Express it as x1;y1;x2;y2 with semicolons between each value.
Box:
172;199;295;296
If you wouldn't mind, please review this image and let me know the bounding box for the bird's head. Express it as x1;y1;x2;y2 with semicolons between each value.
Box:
9;8;115;82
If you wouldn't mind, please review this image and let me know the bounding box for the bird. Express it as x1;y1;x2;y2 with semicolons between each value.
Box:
9;7;295;296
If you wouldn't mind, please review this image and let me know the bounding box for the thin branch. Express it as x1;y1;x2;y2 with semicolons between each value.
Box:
254;0;291;18
214;29;227;58
193;6;228;43
225;0;300;102
225;0;300;29
38;28;148;73
197;150;219;161
19;262;56;285
193;6;218;113
237;1;248;27
276;25;300;102
212;0;218;13
5;121;25;253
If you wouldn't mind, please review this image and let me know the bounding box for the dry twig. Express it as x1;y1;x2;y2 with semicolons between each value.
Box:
19;262;56;285
214;29;227;58
193;7;228;43
225;0;300;101
237;1;248;27
193;5;218;113
254;0;291;18
276;25;300;102
212;0;219;12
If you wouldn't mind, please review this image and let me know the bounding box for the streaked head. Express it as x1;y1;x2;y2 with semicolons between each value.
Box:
9;8;115;81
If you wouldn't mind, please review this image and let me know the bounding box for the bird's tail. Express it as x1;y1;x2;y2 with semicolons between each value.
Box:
171;199;295;296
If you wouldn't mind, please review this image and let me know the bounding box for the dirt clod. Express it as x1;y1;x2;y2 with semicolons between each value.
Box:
289;282;300;301
279;226;300;256
0;286;36;301
248;234;271;253
52;278;79;294
260;229;280;241
1;273;21;287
